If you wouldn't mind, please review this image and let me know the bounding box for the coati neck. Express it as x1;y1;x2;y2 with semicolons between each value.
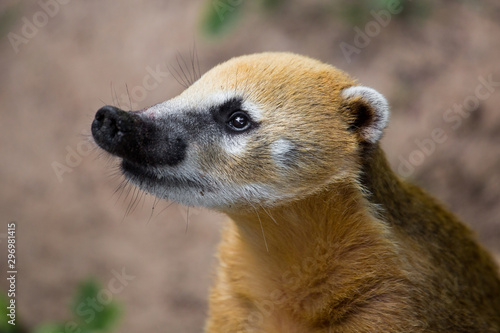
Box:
218;145;411;328
224;145;395;258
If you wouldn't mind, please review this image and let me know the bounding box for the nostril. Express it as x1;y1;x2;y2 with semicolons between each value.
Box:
95;109;105;122
92;105;137;150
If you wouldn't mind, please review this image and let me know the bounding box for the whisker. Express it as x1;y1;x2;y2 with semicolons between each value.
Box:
259;204;279;225
247;200;269;253
109;81;115;105
125;83;133;111
124;186;137;216
111;81;121;109
176;52;192;87
113;178;128;197
190;39;201;82
185;51;195;86
121;180;135;206
120;187;135;223
168;63;189;88
87;144;104;158
195;42;201;81
140;191;148;211
147;195;160;224
190;45;197;84
126;186;144;216
107;166;124;179
154;200;176;220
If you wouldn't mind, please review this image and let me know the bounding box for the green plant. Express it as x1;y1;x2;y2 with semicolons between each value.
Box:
199;0;432;37
33;279;122;333
200;0;285;37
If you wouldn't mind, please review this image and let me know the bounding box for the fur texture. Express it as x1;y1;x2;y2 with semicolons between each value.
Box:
91;52;500;332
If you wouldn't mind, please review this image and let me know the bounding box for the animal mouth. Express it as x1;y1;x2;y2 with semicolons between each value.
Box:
121;160;160;182
121;159;207;191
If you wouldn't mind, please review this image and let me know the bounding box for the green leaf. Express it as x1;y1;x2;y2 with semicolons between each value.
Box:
32;323;66;333
200;0;245;36
31;278;123;333
71;278;122;331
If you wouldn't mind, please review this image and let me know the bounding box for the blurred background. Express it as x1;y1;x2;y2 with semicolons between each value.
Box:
0;0;499;332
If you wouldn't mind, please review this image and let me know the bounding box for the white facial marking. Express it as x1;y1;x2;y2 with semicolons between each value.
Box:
221;135;249;156
142;89;264;119
123;80;276;208
270;138;295;168
142;91;229;118
133;172;289;209
241;99;263;122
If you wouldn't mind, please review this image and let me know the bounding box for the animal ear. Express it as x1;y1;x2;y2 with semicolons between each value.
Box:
341;86;390;144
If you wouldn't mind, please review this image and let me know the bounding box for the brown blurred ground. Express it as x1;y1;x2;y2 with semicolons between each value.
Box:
0;1;499;332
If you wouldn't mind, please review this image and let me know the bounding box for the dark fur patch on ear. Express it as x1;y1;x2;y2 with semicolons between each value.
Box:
348;99;377;132
342;86;390;144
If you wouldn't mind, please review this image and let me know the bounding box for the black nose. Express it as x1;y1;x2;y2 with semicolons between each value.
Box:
91;105;137;154
91;105;187;167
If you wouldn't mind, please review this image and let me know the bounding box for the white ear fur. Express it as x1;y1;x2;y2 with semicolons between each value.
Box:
341;86;390;144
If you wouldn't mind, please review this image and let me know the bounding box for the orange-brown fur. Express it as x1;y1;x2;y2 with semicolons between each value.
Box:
200;54;500;332
93;52;500;332
206;147;500;332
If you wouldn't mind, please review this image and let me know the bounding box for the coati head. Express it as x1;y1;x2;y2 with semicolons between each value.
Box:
92;53;389;211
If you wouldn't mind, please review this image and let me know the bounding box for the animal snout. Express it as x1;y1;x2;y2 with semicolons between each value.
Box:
92;105;136;150
91;105;187;167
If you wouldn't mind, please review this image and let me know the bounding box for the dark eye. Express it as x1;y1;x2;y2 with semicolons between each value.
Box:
227;112;251;132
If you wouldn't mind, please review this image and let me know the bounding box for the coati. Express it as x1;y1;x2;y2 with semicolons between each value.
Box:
91;52;500;332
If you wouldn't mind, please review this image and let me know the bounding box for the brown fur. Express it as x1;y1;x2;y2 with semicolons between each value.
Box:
206;148;500;332
93;52;500;332
200;54;500;332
